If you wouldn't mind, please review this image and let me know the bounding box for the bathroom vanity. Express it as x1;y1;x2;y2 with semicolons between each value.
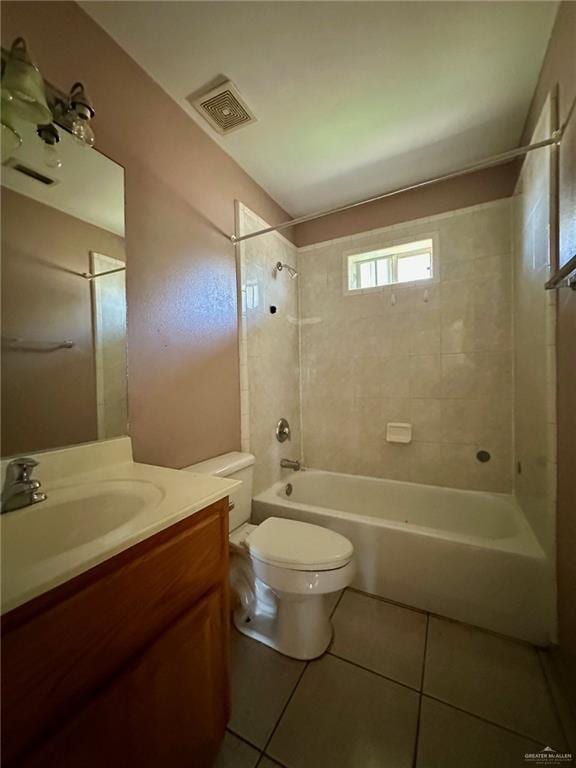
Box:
1;439;239;767
0;88;240;765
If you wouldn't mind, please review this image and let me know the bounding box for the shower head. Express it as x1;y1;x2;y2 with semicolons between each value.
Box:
276;261;298;279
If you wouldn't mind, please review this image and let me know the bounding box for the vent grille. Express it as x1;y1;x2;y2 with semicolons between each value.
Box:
3;159;57;186
188;80;256;135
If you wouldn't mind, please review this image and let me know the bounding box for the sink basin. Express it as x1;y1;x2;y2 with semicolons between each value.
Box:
0;439;238;615
2;479;164;571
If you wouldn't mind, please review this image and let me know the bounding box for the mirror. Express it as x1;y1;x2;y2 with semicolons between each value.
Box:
1;120;126;457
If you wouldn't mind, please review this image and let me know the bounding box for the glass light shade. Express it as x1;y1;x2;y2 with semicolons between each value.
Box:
1;120;22;163
0;39;52;125
71;117;95;147
43;141;62;169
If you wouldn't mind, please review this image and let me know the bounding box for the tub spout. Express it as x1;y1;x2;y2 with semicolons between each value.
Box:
280;458;301;471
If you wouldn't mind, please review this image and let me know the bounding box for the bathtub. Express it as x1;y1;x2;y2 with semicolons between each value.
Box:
252;470;552;645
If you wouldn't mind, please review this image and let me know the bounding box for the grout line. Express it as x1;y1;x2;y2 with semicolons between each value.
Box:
536;649;571;749
347;586;428;616
420;613;430;691
233;590;555;766
259;660;310;760
327;651;421;695
327;644;556;751
226;726;263;752
422;693;556;750
324;590;346;656
224;726;290;768
412;694;423;768
422;609;538;650
347;586;538;648
257;754;291;768
330;589;346;618
412;614;430;768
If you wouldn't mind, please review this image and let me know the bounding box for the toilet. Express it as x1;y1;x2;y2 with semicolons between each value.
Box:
186;452;355;660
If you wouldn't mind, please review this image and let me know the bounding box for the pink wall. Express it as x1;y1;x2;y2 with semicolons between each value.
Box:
1;189;125;456
1;0;291;468
522;0;576;697
294;159;518;247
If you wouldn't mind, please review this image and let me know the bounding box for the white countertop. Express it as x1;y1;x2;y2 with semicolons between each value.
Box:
1;439;239;614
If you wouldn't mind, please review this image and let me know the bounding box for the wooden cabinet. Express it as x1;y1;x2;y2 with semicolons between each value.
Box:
1;499;230;768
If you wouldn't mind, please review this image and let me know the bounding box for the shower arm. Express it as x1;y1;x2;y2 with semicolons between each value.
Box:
276;261;298;278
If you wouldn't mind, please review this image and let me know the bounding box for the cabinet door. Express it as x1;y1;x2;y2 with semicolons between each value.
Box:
21;586;229;768
3;500;227;766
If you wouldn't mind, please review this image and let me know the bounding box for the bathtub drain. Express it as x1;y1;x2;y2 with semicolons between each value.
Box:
285;483;293;496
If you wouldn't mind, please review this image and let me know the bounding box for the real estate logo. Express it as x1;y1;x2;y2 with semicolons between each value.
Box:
524;746;573;764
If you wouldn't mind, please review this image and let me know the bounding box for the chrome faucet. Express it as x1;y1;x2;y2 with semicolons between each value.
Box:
280;458;301;472
1;458;47;513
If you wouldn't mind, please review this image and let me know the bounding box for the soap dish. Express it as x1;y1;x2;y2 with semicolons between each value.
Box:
386;422;412;444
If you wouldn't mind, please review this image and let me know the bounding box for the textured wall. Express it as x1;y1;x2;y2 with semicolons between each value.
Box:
295;163;517;247
238;205;301;494
1;1;291;468
299;199;513;492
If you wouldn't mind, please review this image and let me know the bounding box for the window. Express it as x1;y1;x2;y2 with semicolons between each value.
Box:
347;238;433;291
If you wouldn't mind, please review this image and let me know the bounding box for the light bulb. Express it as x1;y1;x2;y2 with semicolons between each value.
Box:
37;123;62;168
43;140;62;169
71;117;95;147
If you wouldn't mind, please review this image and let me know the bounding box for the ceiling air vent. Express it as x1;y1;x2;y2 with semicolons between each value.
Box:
188;79;256;135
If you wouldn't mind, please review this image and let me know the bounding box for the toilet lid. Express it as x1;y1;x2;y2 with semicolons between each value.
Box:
246;517;353;571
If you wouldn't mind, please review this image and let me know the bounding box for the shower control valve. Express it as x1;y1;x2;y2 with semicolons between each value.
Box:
276;418;291;443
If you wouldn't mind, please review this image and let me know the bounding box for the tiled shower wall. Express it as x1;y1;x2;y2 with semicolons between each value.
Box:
237;204;301;494
513;97;557;559
299;200;513;492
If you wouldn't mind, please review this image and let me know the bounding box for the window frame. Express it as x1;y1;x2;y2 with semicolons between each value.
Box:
343;232;438;295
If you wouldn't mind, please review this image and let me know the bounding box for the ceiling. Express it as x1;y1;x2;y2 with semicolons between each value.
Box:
82;1;557;218
2;118;125;236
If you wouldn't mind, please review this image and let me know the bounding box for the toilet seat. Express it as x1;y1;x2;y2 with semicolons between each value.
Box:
246;517;353;572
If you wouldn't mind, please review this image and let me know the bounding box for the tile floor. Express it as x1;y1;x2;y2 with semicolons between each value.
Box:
214;589;569;768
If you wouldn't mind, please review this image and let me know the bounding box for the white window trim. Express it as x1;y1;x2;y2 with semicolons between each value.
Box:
342;231;439;295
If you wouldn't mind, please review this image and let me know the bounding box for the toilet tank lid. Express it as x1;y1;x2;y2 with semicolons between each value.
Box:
184;451;255;478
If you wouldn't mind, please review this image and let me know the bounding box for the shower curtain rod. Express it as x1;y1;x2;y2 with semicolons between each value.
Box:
231;98;576;245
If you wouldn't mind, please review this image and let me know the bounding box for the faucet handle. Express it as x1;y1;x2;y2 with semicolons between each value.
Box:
7;457;39;483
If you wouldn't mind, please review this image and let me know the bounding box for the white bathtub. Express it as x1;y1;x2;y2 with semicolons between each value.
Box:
252;470;552;645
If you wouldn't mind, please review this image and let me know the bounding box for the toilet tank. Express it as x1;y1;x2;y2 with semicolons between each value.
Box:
184;452;255;532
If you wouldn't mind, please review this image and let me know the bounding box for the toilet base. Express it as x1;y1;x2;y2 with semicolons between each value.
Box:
233;577;334;660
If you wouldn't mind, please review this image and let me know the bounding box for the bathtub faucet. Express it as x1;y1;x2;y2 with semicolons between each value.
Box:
280;458;301;472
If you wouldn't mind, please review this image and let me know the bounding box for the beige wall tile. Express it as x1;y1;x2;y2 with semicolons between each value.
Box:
441;354;478;398
410;399;443;442
409;308;441;354
216;201;507;494
440;400;480;444
475;352;512;398
512;98;557;557
409;355;443;398
239;206;302;494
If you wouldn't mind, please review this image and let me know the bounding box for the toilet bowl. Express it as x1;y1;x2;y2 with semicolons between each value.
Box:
185;453;355;660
